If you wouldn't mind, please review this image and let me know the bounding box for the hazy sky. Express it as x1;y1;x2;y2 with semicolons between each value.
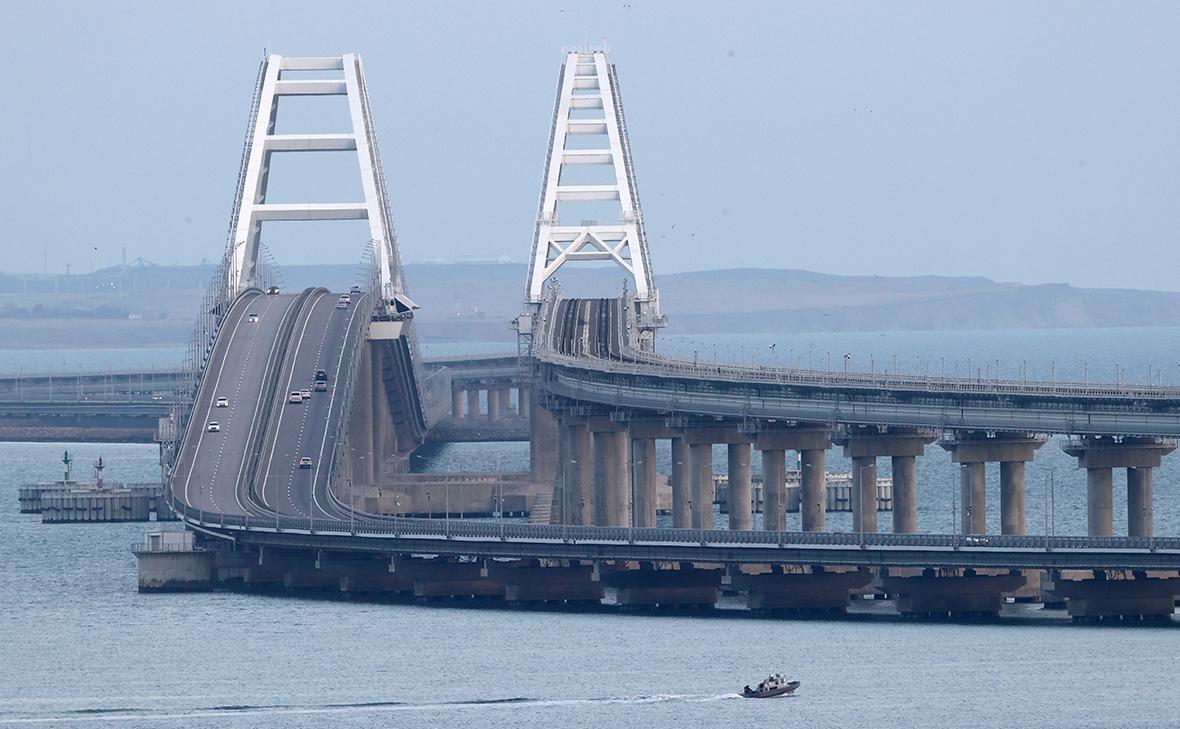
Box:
2;2;1177;290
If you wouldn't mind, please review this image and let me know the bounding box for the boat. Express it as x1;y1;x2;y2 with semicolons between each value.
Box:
742;673;801;699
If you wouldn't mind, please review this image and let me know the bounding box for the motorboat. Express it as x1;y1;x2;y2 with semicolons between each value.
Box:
742;673;800;699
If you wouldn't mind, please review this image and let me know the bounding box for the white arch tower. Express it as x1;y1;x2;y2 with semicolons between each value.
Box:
523;49;664;349
226;53;407;310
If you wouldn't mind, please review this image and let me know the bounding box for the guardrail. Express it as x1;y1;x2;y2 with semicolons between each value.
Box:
166;492;1173;554
531;297;1180;403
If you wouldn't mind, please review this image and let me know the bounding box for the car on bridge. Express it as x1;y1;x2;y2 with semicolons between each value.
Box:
265;286;280;295
215;397;228;408
300;388;311;400
247;312;259;323
287;391;303;404
206;421;220;432
298;457;313;469
335;297;349;310
314;380;327;392
314;369;327;380
350;285;362;295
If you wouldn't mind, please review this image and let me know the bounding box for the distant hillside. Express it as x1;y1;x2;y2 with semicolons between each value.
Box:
4;262;1180;348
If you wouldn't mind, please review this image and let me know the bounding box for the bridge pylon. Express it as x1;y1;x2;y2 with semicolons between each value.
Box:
520;48;665;352
225;53;412;316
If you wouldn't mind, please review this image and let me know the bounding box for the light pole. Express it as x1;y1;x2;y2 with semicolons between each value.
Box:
349;477;355;534
770;343;777;369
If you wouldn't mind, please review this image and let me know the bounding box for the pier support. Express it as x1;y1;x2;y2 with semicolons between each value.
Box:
466;388;481;418
631;436;658;528
1063;436;1175;537
880;568;1026;618
689;443;713;528
483;560;604;605
1050;570;1180;621
836;426;937;534
755;428;832;532
733;566;872;614
487;387;502;420
671;437;691;528
602;563;722;609
450;384;464;418
760;449;786;531
727;442;753;531
589;420;629;527
942;432;1046;535
561;419;593;525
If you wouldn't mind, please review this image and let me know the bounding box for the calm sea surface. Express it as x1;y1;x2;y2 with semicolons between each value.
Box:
5;327;1180;727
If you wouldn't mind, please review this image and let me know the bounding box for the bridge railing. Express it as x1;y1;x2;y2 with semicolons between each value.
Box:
534;329;1180;403
167;494;1178;553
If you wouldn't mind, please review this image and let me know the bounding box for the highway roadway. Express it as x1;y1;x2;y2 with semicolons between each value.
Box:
171;287;368;521
171;289;307;516
255;290;369;521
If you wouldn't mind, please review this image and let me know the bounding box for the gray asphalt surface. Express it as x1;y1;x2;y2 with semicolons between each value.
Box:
255;291;369;520
171;290;302;516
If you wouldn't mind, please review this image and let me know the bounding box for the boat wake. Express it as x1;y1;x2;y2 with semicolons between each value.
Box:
0;693;744;724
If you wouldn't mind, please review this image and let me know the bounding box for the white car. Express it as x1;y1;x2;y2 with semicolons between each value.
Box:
298;457;313;469
247;313;259;323
206;421;220;432
215;397;229;408
287;391;303;404
300;388;312;400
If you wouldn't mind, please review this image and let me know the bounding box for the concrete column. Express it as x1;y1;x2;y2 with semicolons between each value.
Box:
369;347;385;484
1087;467;1114;537
960;462;986;534
465;388;480;418
800;448;826;532
727;442;753;531
1127;467;1153;538
690;443;713;529
529;399;559;488
450;384;464;418
518;386;530;417
350;347;375;485
671;437;691;528
487;387;501;420
851;456;876;532
564;421;593;525
999;461;1026;535
631;437;657;528
891;455;917;534
593;429;628;527
760;448;786;531
501;385;512;415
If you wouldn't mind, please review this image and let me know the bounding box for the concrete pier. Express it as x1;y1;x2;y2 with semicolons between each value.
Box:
733;566;872;614
487;387;501;419
942;432;1045;535
881;568;1026;618
756;428;832;532
837;426;936;534
800;448;826;532
727;442;753;531
1063;436;1176;537
132;531;212;592
689;442;713;528
891;455;918;533
1127;467;1153;537
960;462;986;534
450;384;464;418
760;449;786;531
591;426;628;527
562;419;593;524
851;456;877;532
1051;570;1180;621
999;461;1027;535
671;437;690;528
483;560;604;605
603;563;722;609
466;388;480;418
631;437;658;528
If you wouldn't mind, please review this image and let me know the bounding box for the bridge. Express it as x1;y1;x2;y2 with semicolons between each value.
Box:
140;49;1180;622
